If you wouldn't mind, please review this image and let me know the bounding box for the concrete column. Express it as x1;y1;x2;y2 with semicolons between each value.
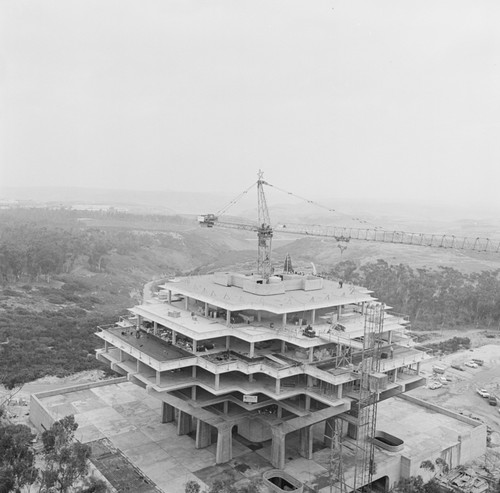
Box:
161;403;175;423
104;341;109;353
338;306;342;320
257;311;262;322
249;342;255;358
216;426;233;464
226;336;230;350
177;410;191;435
393;368;398;383
249;374;254;383
324;417;336;447
223;401;229;414
337;384;343;399
416;362;421;375
119;350;124;362
215;374;220;391
281;341;286;354
271;428;286;469
136;360;141;373
277;406;282;418
192;366;197;378
388;331;393;344
275;378;281;395
191;386;197;399
204;302;209;317
309;347;314;362
299;425;313;459
196;420;212;449
311;309;316;324
172;331;177;345
168;290;172;303
362;302;366;315
136;316;142;328
305;395;311;411
156;371;161;386
153;321;158;336
185;296;189;310
282;313;287;326
226;310;231;326
192;340;197;353
347;404;361;440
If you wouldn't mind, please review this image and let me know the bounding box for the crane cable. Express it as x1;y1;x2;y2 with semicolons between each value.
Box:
216;181;257;217
215;175;383;231
264;180;384;230
264;181;336;213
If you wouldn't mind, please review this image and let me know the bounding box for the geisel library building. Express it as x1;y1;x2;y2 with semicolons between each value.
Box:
91;270;487;490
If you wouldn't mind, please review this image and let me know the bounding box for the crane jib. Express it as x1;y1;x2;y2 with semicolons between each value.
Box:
198;173;500;267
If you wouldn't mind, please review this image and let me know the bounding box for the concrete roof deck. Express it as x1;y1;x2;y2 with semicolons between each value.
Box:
34;381;212;492
33;379;481;493
159;274;374;314
377;395;478;458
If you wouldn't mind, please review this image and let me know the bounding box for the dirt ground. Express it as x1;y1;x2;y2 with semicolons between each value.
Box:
410;333;500;476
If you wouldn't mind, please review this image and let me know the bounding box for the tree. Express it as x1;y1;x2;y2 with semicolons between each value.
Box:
0;423;38;493
207;479;238;493
76;477;108;493
40;415;91;493
237;478;263;493
420;460;435;473
185;480;201;493
391;476;426;493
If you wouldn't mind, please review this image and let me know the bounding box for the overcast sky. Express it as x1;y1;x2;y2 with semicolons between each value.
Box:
2;0;500;210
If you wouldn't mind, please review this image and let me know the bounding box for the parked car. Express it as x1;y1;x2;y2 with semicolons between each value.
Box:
451;364;464;371
433;365;446;374
472;359;484;366
465;361;478;368
488;396;497;406
428;382;443;390
477;388;490;398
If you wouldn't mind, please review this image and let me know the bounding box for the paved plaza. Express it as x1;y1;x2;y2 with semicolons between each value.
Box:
36;381;280;492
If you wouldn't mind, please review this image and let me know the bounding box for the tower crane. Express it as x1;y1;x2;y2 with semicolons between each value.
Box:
198;171;500;278
198;171;499;493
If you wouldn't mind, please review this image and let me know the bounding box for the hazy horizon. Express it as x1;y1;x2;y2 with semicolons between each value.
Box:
2;1;500;210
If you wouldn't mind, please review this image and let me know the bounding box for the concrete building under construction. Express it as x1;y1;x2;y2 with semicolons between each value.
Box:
93;265;445;491
29;176;489;492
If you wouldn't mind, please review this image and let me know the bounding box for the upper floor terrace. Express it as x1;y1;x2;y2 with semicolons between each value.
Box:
157;273;374;315
127;298;409;351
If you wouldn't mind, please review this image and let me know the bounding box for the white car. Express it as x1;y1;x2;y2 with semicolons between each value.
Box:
429;382;443;390
465;361;478;368
477;388;490;398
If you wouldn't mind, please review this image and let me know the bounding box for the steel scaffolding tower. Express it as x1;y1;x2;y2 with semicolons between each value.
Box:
352;302;385;492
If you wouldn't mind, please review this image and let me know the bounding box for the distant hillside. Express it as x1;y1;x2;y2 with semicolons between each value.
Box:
0;186;235;215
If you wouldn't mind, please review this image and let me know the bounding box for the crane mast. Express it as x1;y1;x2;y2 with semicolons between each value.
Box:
257;170;273;279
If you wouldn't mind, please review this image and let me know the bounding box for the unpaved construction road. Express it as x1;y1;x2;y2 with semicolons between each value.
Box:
411;342;500;449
